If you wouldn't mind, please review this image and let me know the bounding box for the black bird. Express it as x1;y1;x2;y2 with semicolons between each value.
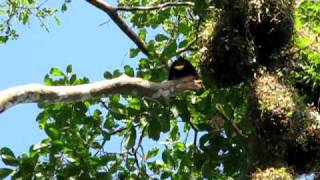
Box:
168;57;197;80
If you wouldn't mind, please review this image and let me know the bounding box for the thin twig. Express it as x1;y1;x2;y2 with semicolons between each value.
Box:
184;130;190;144
176;39;197;54
134;127;146;154
194;130;198;151
216;110;248;138
95;127;128;156
185;117;199;150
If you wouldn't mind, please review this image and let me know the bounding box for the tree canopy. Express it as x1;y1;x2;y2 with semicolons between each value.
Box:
0;0;320;179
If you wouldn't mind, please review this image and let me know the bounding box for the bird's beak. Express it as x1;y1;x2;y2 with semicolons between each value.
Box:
174;65;185;70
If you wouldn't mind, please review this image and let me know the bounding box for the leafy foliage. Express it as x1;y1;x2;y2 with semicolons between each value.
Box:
1;0;320;179
292;0;320;107
0;0;71;44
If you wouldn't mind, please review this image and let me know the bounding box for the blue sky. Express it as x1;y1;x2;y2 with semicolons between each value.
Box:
0;0;138;162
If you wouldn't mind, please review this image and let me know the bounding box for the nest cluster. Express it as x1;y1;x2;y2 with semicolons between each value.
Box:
199;0;320;175
255;73;320;174
201;0;294;86
248;0;294;65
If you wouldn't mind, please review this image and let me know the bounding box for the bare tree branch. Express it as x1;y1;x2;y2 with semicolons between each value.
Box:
86;0;150;57
116;2;194;11
0;75;202;113
86;0;217;59
116;2;217;12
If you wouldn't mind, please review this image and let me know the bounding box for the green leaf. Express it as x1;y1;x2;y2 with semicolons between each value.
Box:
110;94;120;103
162;149;169;163
125;127;136;149
0;36;8;44
161;171;172;179
102;131;111;140
129;48;140;58
104;71;113;79
113;69;122;77
178;22;191;36
104;114;116;130
162;149;175;167
109;106;127;120
146;148;159;159
178;39;189;48
173;142;185;152
50;67;65;76
139;28;147;41
96;172;113;180
138;58;150;69
54;16;61;26
66;64;72;73
61;3;67;12
21;0;29;6
91;142;102;149
152;67;167;81
21;12;29;24
0;147;19;166
169;123;180;141
162;40;177;58
36;111;49;129
295;37;312;48
159;116;170;133
141;70;152;80
52;140;64;150
69;74;77;84
148;120;161;141
155;34;168;42
128;97;141;111
45;127;60;139
0;168;13;179
124;65;134;77
44;74;53;85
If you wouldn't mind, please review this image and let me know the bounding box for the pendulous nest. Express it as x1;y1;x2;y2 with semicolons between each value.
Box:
254;73;320;174
200;0;294;86
247;0;294;65
201;0;254;87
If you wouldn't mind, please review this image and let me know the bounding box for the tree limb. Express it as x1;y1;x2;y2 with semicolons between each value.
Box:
116;2;194;11
0;75;202;113
116;2;217;12
86;0;217;58
86;0;150;57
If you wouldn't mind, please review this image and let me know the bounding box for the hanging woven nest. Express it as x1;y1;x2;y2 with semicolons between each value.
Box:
247;0;294;65
200;0;255;87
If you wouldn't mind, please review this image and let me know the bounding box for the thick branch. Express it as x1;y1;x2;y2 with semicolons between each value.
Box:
116;2;216;12
0;75;202;113
116;2;194;11
86;0;150;57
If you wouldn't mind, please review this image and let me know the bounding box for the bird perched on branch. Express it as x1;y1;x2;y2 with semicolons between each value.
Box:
168;57;198;80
